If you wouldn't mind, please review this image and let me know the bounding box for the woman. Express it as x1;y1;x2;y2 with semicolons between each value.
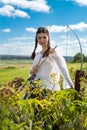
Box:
29;27;74;92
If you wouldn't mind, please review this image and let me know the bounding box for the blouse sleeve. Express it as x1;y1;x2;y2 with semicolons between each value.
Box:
29;52;41;76
32;52;41;67
52;52;74;89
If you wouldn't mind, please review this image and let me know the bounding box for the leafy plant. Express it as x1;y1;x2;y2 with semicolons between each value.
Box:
0;68;87;130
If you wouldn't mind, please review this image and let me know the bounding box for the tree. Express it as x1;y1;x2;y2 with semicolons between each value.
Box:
85;56;87;61
73;52;85;62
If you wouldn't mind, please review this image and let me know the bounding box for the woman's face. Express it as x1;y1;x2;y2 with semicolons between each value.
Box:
37;33;49;47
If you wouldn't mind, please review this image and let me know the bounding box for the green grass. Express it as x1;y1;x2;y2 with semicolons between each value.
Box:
67;62;87;71
0;59;32;84
0;59;33;66
0;67;29;84
0;59;87;84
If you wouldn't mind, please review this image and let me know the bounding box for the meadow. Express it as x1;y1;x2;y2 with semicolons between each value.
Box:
0;59;32;84
0;59;87;84
0;59;87;130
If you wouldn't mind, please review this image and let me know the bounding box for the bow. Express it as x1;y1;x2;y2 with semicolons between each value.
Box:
67;26;84;92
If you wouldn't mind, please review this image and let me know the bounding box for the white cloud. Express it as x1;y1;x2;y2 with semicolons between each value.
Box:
0;5;14;17
66;0;87;6
0;34;87;56
0;5;30;18
14;9;30;18
69;22;87;31
47;22;87;33
0;0;50;13
47;25;67;33
8;36;33;42
72;0;87;6
0;41;34;56
80;37;87;43
0;22;87;56
2;28;11;32
26;27;37;33
25;26;67;33
24;22;87;56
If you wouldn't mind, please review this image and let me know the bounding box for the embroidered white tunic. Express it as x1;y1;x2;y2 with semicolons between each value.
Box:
30;52;74;92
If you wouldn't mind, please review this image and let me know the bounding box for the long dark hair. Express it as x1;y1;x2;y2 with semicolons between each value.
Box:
31;27;51;59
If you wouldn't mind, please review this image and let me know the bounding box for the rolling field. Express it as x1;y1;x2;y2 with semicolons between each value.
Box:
0;59;32;84
0;59;87;130
0;59;87;84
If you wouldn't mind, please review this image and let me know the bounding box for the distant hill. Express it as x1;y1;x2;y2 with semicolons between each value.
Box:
0;55;30;60
64;56;74;62
0;55;73;61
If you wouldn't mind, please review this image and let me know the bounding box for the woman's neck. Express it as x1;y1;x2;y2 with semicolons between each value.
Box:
41;46;48;54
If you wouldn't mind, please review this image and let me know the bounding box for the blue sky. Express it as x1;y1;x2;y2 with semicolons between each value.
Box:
0;0;87;56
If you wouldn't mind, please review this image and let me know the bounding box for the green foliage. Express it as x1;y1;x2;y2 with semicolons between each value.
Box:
0;70;87;130
0;60;87;129
0;60;87;84
73;52;86;62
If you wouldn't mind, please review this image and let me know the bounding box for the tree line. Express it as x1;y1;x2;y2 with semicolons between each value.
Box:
73;52;87;62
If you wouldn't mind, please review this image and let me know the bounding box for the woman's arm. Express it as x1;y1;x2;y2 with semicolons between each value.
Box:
29;52;41;75
30;65;39;75
52;52;74;89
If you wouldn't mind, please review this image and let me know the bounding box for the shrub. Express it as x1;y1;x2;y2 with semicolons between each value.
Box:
0;74;87;130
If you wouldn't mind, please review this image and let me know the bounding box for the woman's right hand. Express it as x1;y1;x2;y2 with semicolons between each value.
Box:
30;65;39;74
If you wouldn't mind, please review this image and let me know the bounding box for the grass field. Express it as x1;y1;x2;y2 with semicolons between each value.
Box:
0;59;33;84
0;59;87;130
0;59;87;84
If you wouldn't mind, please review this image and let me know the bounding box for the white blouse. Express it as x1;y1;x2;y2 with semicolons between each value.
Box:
30;52;74;92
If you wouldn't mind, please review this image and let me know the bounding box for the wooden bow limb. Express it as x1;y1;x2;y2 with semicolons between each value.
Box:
75;70;84;92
